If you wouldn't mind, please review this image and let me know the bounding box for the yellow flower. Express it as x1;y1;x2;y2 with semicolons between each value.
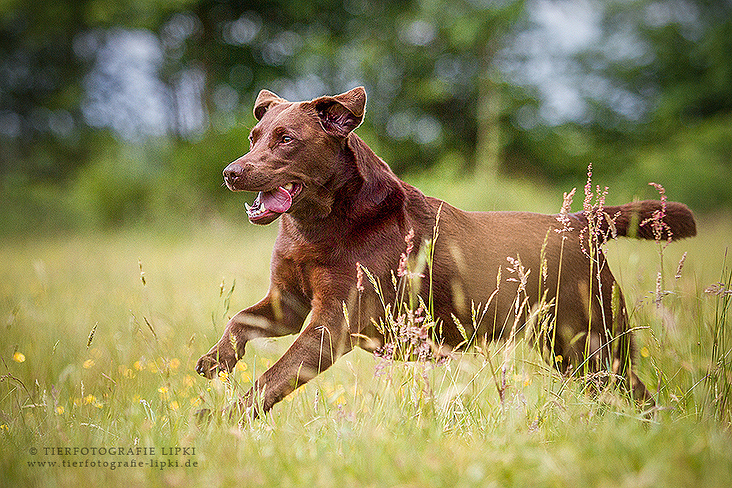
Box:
158;387;169;400
133;361;144;371
218;371;229;382
83;394;97;405
169;401;180;411
0;424;8;432
56;406;65;415
641;346;650;358
236;362;248;371
12;352;25;363
83;359;95;369
169;358;181;370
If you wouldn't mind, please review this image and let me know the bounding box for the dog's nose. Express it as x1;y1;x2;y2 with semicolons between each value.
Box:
223;163;242;186
223;164;238;180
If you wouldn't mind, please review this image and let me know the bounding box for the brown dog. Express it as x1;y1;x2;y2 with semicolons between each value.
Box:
196;87;696;416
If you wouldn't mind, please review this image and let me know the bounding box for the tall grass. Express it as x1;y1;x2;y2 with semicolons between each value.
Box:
703;251;732;424
1;197;732;487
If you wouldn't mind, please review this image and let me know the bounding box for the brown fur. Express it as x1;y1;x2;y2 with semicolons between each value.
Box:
196;87;696;417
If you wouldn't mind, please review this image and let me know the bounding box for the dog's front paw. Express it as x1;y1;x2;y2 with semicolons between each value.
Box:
195;352;237;379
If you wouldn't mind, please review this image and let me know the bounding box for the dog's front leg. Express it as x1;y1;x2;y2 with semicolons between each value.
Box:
236;299;352;418
196;289;308;379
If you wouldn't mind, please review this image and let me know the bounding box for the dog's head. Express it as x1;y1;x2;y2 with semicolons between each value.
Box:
223;87;367;225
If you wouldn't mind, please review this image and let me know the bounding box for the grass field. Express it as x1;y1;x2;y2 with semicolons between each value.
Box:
2;182;732;487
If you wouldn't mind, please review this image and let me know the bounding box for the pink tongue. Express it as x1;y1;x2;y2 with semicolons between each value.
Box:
260;187;293;213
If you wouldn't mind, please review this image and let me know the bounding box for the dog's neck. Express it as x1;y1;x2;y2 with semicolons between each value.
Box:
283;133;408;240
338;134;407;226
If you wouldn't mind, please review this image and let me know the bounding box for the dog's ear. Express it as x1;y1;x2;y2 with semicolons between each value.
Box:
254;90;285;120
313;86;366;138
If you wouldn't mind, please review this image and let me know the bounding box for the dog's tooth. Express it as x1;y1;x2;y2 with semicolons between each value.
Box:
245;203;252;211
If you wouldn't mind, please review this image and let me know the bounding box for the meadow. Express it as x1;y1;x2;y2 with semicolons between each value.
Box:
1;175;732;487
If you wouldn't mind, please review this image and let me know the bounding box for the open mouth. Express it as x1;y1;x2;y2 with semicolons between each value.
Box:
245;183;302;225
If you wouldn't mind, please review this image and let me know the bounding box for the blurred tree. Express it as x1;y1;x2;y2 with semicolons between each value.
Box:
576;0;732;209
569;0;732;136
0;0;195;180
1;0;730;222
1;0;524;183
1;0;88;180
153;0;525;175
496;0;732;210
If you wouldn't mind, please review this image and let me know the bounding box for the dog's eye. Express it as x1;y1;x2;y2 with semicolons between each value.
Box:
281;135;293;144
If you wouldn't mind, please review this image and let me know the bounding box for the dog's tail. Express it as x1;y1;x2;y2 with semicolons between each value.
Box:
570;200;697;241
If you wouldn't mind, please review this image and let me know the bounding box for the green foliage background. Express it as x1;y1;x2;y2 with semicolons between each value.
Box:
1;0;731;234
